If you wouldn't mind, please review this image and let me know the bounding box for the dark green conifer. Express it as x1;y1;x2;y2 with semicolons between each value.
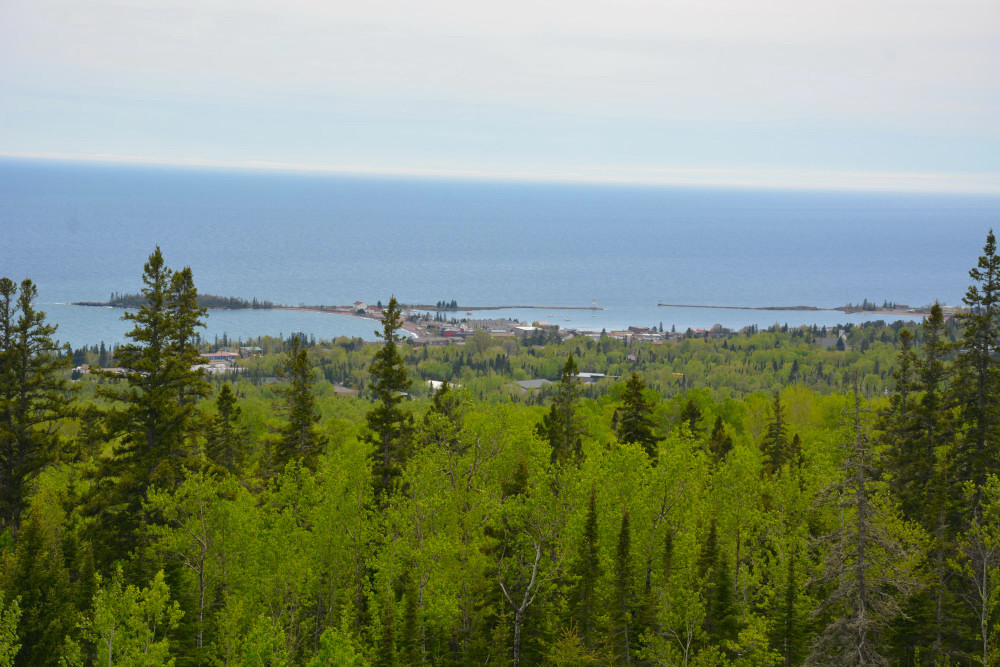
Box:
367;297;412;500
272;337;327;471
538;355;584;465
762;395;790;474
569;488;600;649
0;278;73;534
611;508;635;665
402;569;421;665
87;247;209;569
615;372;660;459
0;503;75;665
951;230;1000;491
707;415;734;461
678;398;702;436
206;382;249;476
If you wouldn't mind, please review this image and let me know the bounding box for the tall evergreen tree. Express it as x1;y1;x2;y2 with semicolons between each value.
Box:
366;297;412;500
272;337;327;471
568;488;600;649
697;520;738;649
537;355;584;465
678;398;703;436
611;508;635;665
87;247;209;568
707;415;734;461
951;230;1000;492
0;278;72;534
205;382;249;476
614;372;659;459
762;395;791;474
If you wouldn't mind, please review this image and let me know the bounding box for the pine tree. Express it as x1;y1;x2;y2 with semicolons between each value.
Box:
612;508;635;665
615;372;659;460
87;247;209;569
697;520;737;649
272;336;327;471
205;382;249;476
538;355;584;465
762;395;790;474
707;415;734;461
568;488;600;649
366;297;412;500
678;398;702;436
0;278;73;534
952;230;1000;492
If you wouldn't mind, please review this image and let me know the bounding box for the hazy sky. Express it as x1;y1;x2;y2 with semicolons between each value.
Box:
2;0;999;191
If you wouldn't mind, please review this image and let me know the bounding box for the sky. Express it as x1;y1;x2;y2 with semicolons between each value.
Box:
2;0;999;191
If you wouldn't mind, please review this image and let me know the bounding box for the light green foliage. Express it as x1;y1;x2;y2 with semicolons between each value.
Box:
69;568;182;667
0;594;20;667
145;470;241;658
9;237;1000;664
951;477;1000;666
307;624;369;666
0;486;76;666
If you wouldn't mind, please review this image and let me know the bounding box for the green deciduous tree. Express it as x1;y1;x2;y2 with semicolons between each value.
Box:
0;593;20;667
65;568;183;667
810;387;924;666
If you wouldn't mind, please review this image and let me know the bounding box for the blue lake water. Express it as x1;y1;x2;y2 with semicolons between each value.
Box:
2;158;998;348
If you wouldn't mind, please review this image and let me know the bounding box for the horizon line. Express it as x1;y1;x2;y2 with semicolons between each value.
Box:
3;151;1000;195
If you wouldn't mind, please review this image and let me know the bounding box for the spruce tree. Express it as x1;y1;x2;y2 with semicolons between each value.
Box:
952;230;1000;492
568;488;600;649
612;508;635;665
698;520;738;649
707;415;734;461
762;395;790;474
272;336;327;471
615;372;659;459
88;247;209;569
678;398;702;436
0;278;73;534
205;382;249;476
538;355;584;465
366;297;412;499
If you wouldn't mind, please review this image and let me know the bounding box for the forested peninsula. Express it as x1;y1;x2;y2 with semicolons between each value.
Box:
2;231;999;666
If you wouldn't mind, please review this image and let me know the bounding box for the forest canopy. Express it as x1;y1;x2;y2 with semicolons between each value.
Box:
1;232;998;666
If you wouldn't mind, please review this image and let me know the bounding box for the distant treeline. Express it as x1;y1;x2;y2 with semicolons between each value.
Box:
840;298;909;312
106;291;275;309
